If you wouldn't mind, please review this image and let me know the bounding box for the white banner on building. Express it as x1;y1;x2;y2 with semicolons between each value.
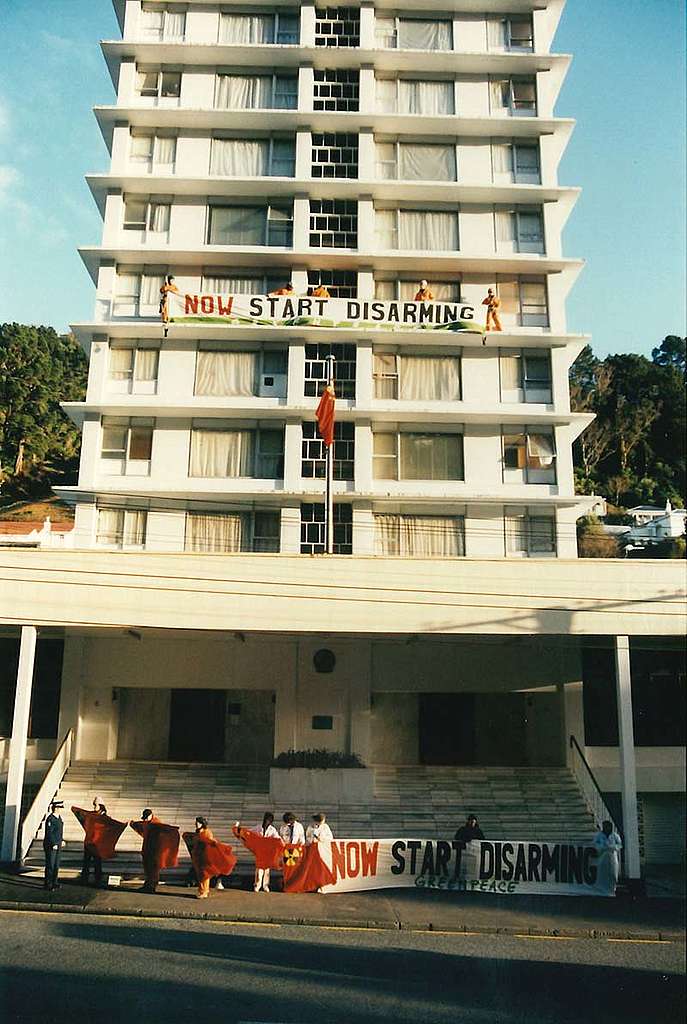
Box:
319;839;617;897
166;292;485;334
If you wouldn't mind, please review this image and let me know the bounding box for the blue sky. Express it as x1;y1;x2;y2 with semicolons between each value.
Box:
0;0;684;357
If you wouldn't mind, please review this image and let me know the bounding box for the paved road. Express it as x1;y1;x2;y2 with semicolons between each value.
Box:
0;910;684;1024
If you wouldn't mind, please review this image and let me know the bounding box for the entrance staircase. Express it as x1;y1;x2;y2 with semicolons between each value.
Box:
22;761;597;880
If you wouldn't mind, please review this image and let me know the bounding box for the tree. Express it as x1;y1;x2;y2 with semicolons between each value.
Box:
577;516;620;559
651;335;686;374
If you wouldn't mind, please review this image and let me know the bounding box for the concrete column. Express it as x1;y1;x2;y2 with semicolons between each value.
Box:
1;627;37;863
300;4;316;48
614;635;641;881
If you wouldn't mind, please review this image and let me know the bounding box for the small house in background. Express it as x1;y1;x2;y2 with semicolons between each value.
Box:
625;502;687;549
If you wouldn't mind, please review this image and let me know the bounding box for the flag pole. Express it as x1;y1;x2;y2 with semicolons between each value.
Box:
325;355;335;555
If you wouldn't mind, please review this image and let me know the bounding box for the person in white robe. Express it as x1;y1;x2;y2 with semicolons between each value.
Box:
594;820;623;892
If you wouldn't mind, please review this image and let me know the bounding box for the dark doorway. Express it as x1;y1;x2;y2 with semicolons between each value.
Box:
419;693;476;765
168;689;226;762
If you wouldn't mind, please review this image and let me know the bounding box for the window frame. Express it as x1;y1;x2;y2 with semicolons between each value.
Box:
373;429;465;481
501;425;557;484
504;507;557;557
375;16;454;51
376;207;460;252
122;196;172;240
140;5;186;42
207;203;294;247
373;350;463;401
375;139;459;183
108;344;160;395
100;417;154;475
301;421;355;481
96;508;148;550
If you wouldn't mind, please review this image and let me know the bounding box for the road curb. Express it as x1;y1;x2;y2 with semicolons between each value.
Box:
0;899;683;941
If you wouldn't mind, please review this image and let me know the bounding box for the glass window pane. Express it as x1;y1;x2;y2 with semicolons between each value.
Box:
129;426;153;460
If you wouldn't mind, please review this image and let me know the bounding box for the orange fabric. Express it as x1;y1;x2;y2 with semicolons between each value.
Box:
130;817;180;873
316;384;336;448
281;843;335;893
269;286;294;296
233;826;284;870
482;293;502;332
183;828;237;883
414;288;435;301
72;807;127;860
312;285;330;298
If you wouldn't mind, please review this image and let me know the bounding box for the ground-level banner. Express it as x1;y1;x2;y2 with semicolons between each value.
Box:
167;292;484;334
319;839;617;897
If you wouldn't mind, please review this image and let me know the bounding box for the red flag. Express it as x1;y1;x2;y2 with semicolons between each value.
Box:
72;807;127;861
281;843;336;893
233;826;284;870
316;384;336;448
183;830;237;882
130;818;180;870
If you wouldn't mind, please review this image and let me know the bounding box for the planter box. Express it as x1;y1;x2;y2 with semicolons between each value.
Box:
270;767;374;805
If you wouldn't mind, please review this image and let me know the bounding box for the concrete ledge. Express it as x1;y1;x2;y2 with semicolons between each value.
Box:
270;767;374;804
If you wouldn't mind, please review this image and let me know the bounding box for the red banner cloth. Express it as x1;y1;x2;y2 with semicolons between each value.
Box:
183;829;237;883
281;843;336;893
130;818;180;871
316;384;336;447
71;807;127;860
232;826;284;870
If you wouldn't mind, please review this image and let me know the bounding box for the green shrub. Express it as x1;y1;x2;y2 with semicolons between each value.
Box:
271;749;366;769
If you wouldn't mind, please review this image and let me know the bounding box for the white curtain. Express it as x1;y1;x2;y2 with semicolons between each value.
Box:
373;515;401;555
373;352;398;399
374;515;464;556
148;203;170;233
190;429;255;477
505;513;527;554
376;79;397;112
487;18;506;49
185;512;246;553
97;509;121;545
124;511;146;546
400;434;462;479
215;75;272;110
398;19;452;51
398;211;458;251
140;9;163;37
527;432;555;467
164;11;185;39
219;13;273;44
500;353;522;390
155;136;176;167
399;80;454;115
490;79;510;111
110;349;133;380
400;356;461;401
211;139;270;176
496;210;516;243
134;349;159;382
130;135;153;164
399;144;456;181
374;17;397;48
209;206;265;245
195;350;257;396
141;274;164;306
492;143;514;174
375;142;397;179
375;209;398;249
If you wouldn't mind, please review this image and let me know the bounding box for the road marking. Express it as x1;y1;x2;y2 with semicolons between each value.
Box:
513;934;574;941
607;938;673;944
206;920;281;929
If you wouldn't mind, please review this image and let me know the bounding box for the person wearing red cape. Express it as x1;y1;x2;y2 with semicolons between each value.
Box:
280;840;336;894
129;808;180;894
72;800;127;886
183;817;237;899
232;814;283;892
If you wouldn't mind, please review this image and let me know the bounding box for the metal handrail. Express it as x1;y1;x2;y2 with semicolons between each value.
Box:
18;729;73;862
569;734;616;833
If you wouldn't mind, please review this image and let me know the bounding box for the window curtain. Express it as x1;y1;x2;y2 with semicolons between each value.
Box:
376;79;397;112
490;79;510;111
219;14;274;44
505;514;527;554
202;275;262;294
140;9;163;37
185;512;246;553
155;136;176;166
398;144;455;181
398;20;452;51
374;515;401;556
141;274;164;305
487;18;506;49
373;352;398;399
123;511;146;545
164;11;185;39
189;429;255;476
521;280;547;315
500;353;522;390
376;142;397;179
496;210;516;244
209;206;265;245
400;433;462;479
399;356;461;401
110;349;133;379
211;139;270;176
399;80;454;115
527;432;555;466
216;75;272;110
195;350;257;396
492;143;514;174
96;509;122;545
374;514;464;556
134;349;159;382
131;135;153;163
375;209;398;249
374;18;397;48
497;279;520;314
116;274;141;304
398;211;458;251
148;203;170;232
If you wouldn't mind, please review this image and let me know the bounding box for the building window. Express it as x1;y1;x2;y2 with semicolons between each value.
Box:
376;142;457;182
315;7;360;47
491;141;540;184
304;343;356;400
301;421;354;480
201;272;289;295
194;346;287;398
313;69;359;112
210;137;296;177
373;352;461;401
375;18;453;51
219;11;299;45
375;278;460;302
489;77;537;116
300;503;352;554
499;349;552;403
494;277;549;327
140;5;185;41
123;198;171;239
130;133;177;173
189;427;284;479
307;270;357;298
311;133;359;180
113;271;166;316
376;209;459;251
185;510;280;553
136;68;181;101
96;509;147;548
215;74;298;110
376;78;455;115
487;15;533;51
100;417;154;475
505;508;556;557
108;346;160;395
374;514;465;557
208;205;293;247
311;715;334;729
373;432;464;481
495;208;545;254
309;199;358;248
502;427;556;484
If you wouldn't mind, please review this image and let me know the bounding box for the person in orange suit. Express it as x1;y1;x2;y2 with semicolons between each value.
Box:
269;282;295;296
482;288;502;331
159;274;179;328
414;280;435;301
312;284;330;298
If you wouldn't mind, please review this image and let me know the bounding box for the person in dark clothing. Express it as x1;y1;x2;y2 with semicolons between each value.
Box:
43;800;65;891
454;814;485;843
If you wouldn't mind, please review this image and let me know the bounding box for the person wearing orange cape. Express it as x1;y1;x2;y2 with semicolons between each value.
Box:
232;814;283;892
72;799;127;886
280;840;336;894
129;808;180;894
183;817;237;899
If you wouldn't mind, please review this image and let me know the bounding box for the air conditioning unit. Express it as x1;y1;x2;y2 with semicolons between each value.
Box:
259;373;287;398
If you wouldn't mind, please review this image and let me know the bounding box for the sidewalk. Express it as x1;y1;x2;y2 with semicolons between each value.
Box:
0;871;684;941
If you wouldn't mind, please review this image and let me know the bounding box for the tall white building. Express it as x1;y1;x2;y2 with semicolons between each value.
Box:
63;0;594;559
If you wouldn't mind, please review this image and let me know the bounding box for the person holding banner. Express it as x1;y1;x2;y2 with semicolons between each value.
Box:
454;814;485;844
414;280;435;301
306;813;334;845
280;812;306;846
594;820;623;892
233;814;283;892
159;275;179;325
